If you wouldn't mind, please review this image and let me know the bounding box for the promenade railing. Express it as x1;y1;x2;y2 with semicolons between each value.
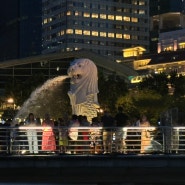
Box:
0;126;184;155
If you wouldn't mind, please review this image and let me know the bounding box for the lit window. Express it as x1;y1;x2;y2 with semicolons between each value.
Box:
92;13;98;18
100;32;106;37
43;19;47;24
84;12;90;17
108;15;114;20
66;48;73;51
116;16;122;21
100;14;106;19
139;1;145;5
132;0;138;5
123;34;130;39
66;29;73;34
131;17;138;22
92;31;98;36
83;30;90;35
75;11;79;16
67;11;72;16
75;29;82;35
123;16;130;22
108;33;114;38
139;10;145;14
116;33;122;38
48;18;52;22
60;30;65;35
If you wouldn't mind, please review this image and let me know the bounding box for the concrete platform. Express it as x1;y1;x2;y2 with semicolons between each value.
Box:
0;154;185;184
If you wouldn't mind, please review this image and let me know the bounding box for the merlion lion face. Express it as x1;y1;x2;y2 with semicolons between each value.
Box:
67;59;87;85
68;58;97;85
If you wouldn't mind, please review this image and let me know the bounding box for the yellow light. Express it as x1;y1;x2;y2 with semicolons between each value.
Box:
7;98;14;103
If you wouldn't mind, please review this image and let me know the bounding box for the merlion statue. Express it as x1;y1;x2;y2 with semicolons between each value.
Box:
67;58;99;122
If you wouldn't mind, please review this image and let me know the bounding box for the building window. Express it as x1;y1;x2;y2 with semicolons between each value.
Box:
100;14;106;19
83;30;90;35
108;33;114;38
123;16;130;22
67;11;72;16
92;31;99;36
92;40;98;45
123;34;130;39
43;19;47;24
131;17;138;22
84;21;90;26
108;15;114;20
116;33;122;39
139;1;145;5
115;16;122;21
132;35;138;40
139;10;145;14
75;11;81;16
66;29;73;34
92;13;98;18
75;29;82;35
100;32;106;37
132;0;138;5
83;12;90;17
124;8;130;13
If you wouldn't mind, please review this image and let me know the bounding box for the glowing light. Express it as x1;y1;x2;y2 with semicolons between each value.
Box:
7;98;14;103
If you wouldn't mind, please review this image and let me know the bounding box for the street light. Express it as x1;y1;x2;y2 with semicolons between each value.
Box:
7;98;14;104
7;98;15;110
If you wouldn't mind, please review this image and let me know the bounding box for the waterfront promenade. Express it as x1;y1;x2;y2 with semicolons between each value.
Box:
1;154;185;185
0;125;184;184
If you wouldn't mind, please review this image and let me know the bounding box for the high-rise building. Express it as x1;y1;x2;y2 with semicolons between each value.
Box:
0;0;42;61
42;0;150;63
150;0;185;52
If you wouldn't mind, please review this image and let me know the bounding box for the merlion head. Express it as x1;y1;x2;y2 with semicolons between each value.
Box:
67;58;99;104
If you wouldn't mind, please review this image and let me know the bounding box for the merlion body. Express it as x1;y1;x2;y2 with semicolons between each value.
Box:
68;58;99;122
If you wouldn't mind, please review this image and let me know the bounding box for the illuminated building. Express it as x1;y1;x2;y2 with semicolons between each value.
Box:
150;0;185;52
42;0;150;63
130;0;185;83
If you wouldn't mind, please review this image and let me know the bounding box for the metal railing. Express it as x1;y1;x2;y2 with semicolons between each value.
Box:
0;126;184;155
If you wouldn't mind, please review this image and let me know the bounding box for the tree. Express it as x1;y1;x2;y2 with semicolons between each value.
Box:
98;72;128;114
116;88;169;125
138;72;169;95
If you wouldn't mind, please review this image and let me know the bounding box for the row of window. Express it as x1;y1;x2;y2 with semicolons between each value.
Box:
43;18;148;32
43;11;146;24
43;27;149;41
42;0;147;11
42;38;147;50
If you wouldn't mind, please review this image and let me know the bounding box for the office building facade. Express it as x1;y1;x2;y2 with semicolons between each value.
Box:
42;0;150;62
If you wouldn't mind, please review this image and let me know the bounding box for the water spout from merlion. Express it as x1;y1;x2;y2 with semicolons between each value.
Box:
67;58;100;122
14;75;69;121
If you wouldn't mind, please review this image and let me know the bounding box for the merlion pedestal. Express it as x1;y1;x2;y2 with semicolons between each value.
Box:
67;58;99;122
